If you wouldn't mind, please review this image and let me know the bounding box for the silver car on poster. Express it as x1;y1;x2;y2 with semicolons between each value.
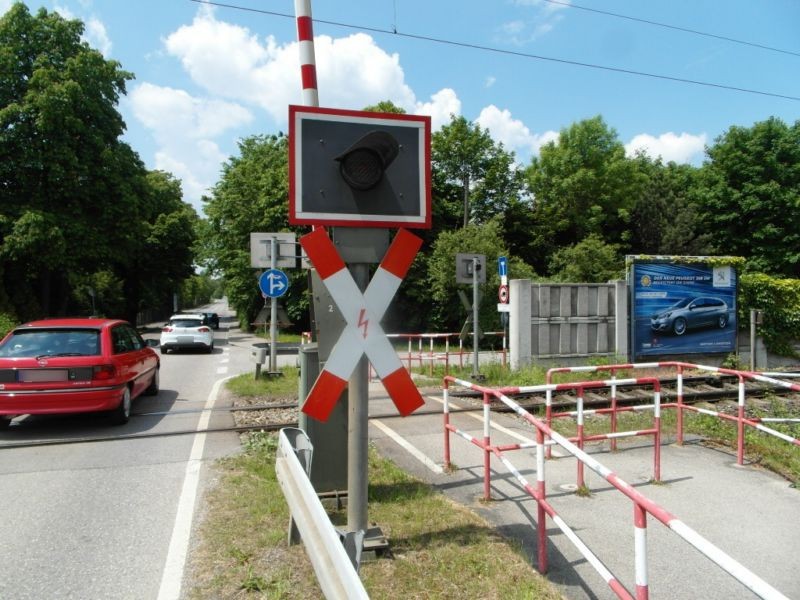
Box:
650;296;729;336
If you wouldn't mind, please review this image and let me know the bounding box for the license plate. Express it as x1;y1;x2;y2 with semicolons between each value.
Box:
177;336;194;344
19;369;69;382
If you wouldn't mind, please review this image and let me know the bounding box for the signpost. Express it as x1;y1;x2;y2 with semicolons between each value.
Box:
289;105;431;553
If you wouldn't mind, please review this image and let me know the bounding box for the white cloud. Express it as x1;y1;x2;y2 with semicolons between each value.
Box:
414;88;462;131
128;83;253;212
625;132;707;164
84;17;112;57
476;105;558;160
129;83;253;142
54;5;111;56
163;9;416;125
154;140;227;207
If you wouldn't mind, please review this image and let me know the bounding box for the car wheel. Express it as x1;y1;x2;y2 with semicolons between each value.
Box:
206;343;214;354
145;368;160;396
673;317;687;336
0;417;11;430
718;315;728;328
109;387;132;425
160;346;169;355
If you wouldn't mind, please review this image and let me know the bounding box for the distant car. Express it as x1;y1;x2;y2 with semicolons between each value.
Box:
202;312;220;330
160;314;214;354
0;318;160;427
650;296;729;335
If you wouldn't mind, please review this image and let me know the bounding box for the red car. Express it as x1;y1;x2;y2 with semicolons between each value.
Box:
0;318;160;428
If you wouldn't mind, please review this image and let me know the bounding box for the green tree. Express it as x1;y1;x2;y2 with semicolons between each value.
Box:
0;5;196;322
202;134;305;330
432;115;522;228
524;116;646;274
699;117;800;277
548;234;624;282
627;155;713;256
426;219;536;333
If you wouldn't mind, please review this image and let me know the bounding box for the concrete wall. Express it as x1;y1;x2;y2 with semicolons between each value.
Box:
510;280;627;369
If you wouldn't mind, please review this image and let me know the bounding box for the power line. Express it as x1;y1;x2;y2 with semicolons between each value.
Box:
189;0;800;102
541;0;800;58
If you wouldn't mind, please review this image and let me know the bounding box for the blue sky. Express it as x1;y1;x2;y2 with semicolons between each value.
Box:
3;0;798;215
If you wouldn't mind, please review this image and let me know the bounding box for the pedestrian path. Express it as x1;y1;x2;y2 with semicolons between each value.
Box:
368;382;799;600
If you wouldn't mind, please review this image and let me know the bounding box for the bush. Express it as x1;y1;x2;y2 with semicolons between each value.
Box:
739;273;800;357
0;313;18;339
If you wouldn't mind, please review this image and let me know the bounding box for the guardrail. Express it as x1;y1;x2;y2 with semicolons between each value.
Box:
442;376;790;600
275;428;368;600
546;362;800;463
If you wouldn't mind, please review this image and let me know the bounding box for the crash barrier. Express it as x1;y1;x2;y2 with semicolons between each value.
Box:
275;428;369;600
546;362;800;464
442;376;790;600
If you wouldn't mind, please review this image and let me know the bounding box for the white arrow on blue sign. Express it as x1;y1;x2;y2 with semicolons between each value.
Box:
259;268;289;298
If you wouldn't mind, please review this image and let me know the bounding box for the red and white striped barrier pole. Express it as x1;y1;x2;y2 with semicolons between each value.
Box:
634;503;649;600
483;391;492;501
294;0;319;107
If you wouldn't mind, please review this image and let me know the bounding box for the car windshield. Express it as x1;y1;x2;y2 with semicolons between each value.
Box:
170;318;203;328
0;328;100;358
669;298;693;309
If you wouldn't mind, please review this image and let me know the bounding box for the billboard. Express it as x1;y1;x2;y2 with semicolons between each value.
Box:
630;259;737;358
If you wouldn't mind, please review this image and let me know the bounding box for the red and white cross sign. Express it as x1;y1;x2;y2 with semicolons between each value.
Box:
300;227;425;422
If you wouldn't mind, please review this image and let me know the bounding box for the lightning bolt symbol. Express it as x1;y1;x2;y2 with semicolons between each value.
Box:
357;308;369;339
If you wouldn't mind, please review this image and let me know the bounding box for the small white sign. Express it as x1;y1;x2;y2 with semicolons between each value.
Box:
250;232;298;269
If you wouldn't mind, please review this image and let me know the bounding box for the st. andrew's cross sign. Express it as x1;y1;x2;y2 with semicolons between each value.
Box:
299;226;425;421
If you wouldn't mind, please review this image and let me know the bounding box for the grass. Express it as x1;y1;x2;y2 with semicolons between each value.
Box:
186;429;565;599
227;367;300;398
185;367;799;598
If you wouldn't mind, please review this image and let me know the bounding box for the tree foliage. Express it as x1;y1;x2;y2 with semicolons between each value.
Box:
698;117;800;277
201;134;305;330
0;5;196;322
524;116;646;273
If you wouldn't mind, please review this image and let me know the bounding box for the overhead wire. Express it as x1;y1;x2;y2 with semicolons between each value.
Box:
189;0;800;102
540;0;800;59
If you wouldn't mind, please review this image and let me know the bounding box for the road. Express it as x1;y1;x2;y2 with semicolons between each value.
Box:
0;301;244;600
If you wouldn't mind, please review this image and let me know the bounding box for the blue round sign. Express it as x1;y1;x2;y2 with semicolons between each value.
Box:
259;269;289;298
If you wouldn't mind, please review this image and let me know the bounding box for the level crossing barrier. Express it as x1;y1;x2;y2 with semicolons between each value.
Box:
441;376;790;600
546;362;800;464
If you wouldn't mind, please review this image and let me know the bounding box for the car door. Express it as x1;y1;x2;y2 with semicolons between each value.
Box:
111;324;141;394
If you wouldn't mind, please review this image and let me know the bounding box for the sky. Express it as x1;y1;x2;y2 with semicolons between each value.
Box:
2;0;798;216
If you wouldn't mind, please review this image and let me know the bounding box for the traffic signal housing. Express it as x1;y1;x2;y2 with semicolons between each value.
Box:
289;105;431;229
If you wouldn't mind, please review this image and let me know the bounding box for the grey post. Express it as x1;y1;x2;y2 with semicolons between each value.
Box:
270;236;278;373
472;257;480;378
347;263;370;535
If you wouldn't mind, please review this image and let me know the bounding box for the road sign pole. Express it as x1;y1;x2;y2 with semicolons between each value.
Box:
270;237;278;373
472;258;480;378
347;263;370;536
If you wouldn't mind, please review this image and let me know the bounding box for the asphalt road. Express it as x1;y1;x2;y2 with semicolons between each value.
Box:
0;301;243;600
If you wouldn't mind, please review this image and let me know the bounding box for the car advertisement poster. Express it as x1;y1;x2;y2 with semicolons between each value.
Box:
630;260;737;358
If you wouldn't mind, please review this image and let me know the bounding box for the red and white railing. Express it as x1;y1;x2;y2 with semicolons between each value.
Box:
546;362;800;464
442;376;790;600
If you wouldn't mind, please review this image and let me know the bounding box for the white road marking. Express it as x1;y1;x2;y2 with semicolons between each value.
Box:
157;375;233;600
371;419;444;474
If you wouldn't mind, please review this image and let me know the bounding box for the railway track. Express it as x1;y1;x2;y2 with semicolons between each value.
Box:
1;374;797;450
449;374;800;414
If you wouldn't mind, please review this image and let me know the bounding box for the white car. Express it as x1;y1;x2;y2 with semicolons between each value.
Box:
160;313;214;354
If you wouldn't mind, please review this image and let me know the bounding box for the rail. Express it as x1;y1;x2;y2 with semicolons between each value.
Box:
442;375;790;600
546;362;800;463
